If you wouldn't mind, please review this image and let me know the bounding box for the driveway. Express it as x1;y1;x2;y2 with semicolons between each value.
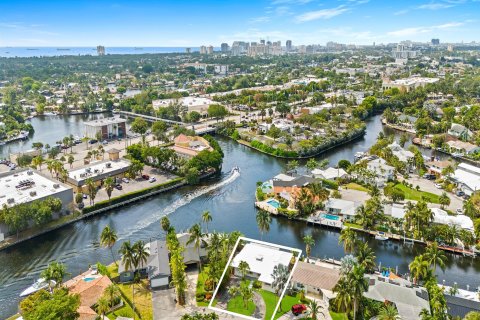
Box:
401;175;464;211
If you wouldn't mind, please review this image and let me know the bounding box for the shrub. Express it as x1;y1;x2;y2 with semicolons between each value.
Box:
204;279;214;291
252;280;262;289
205;292;213;301
320;179;338;190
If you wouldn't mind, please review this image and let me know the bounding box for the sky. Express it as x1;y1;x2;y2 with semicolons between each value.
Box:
0;0;479;47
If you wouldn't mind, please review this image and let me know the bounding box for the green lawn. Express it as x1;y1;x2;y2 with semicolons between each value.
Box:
344;222;363;230
117;280;152;320
107;302;135;319
330;311;348;320
343;182;369;192
257;291;302;320
392;183;440;203
227;294;256;316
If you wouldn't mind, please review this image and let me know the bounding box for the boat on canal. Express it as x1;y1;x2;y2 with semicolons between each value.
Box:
19;278;56;297
375;231;389;241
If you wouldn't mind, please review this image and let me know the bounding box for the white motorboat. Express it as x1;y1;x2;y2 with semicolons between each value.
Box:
375;232;389;241
20;278;56;297
232;166;240;173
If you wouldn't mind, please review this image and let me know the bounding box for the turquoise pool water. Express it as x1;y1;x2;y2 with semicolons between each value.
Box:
83;277;96;282
321;213;340;221
267;199;280;209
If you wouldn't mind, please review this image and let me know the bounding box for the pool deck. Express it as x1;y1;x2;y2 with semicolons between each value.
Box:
307;211;343;229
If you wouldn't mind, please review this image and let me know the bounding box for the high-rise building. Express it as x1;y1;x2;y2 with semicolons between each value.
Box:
96;45;105;56
286;40;292;52
207;45;214;54
231;41;249;56
431;39;440;45
221;43;229;52
260;39;265;45
392;44;417;59
200;45;207;54
186;48;191;54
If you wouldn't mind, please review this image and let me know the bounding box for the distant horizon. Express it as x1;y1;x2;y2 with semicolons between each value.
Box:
1;0;479;47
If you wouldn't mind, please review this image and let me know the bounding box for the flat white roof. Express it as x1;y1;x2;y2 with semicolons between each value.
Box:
68;159;131;184
231;242;292;284
84;117;126;127
0;170;71;207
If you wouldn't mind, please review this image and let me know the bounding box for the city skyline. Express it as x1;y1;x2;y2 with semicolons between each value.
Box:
0;0;479;47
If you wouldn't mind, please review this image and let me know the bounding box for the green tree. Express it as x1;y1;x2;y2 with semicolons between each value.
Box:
424;241;447;271
96;296;110;318
104;177;115;200
355;242;376;273
409;255;430;284
20;288;80;320
201;210;212;234
187;223;205;272
349;265;369;320
339;227;356;253
307;300;323;320
238;260;250;280
207;104;228;122
100;225;118;267
306;158;318;171
256;210;272;240
131;117;150;144
377;304;400;320
439;192;450;209
160;216;171;234
85;177;97;205
41;261;67;289
104;283;120;307
303;235;315;263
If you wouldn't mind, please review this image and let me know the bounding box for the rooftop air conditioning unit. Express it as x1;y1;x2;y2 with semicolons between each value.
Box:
255;255;264;261
105;163;111;168
29;191;37;197
7;198;14;204
53;184;60;189
27;170;33;175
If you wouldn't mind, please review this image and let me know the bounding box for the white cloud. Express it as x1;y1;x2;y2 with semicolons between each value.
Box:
249;16;271;24
295;6;349;22
387;22;464;36
417;2;454;9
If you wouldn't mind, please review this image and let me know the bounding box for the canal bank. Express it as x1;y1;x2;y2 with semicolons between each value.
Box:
1;114;479;319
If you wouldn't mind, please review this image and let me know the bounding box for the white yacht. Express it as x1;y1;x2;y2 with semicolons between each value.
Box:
20;278;56;297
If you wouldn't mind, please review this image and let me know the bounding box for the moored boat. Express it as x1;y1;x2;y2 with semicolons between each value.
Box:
20;278;56;297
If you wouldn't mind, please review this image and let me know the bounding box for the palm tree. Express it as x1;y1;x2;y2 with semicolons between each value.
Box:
355;242;376;273
424;242;447;272
67;154;74;168
333;278;352;315
160;216;171;234
201;210;212;234
104;284;120;307
238;260;250;280
100;225;118;267
187;223;205;272
96;296;110;318
439;192;450;210
303;235;315;263
271;264;290;311
256;210;272;240
131;241;149;318
41;261;67;289
339;227;356;253
409;255;430;284
239;280;254;309
119;240;135;273
378;304;400;320
307;300;323;320
349;265;369;320
85;177;97;205
104;177;115;201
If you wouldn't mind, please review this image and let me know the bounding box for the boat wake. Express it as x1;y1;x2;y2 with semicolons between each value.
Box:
118;167;240;240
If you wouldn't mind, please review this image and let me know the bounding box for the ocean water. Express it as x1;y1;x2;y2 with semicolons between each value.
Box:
0;47;218;58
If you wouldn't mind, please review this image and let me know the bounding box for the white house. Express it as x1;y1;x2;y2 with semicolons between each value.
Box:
431;208;474;232
290;261;341;302
452;163;480;195
311;167;348;180
231;242;293;292
324;198;359;221
446;140;480;156
388;141;414;164
365;158;395;187
448;123;473;141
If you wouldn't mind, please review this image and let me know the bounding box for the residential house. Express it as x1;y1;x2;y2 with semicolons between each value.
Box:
311;167;348;180
388;141;414;164
324;198;359;221
231;242;293;292
448;123;473;141
446;140;480;156
364;275;429;320
171;134;213;158
290;261;341;302
425;160;454;177
396;114;418;130
358;158;395;187
452;162;480;195
272;174;315;206
431;208;474;232
64;269;113;320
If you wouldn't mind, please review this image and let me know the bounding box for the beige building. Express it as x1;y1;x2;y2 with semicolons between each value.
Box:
171;134;213;158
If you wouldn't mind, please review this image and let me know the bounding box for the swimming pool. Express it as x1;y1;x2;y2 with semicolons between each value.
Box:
83;277;96;282
267;199;280;209
321;213;340;221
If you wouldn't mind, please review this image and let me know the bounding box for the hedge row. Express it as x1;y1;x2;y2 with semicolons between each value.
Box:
250;140;299;158
82;177;185;214
320;179;339;190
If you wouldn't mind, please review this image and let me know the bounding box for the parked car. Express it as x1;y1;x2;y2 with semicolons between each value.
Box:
423;174;436;180
142;174;150;180
122;178;129;183
102;140;108;145
115;184;122;190
456;190;465;197
291;304;307;316
149;177;156;183
456;208;464;215
82;194;88;199
434;183;443;189
89;139;97;144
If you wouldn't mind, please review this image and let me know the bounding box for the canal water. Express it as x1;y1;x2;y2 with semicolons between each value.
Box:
0;115;478;318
